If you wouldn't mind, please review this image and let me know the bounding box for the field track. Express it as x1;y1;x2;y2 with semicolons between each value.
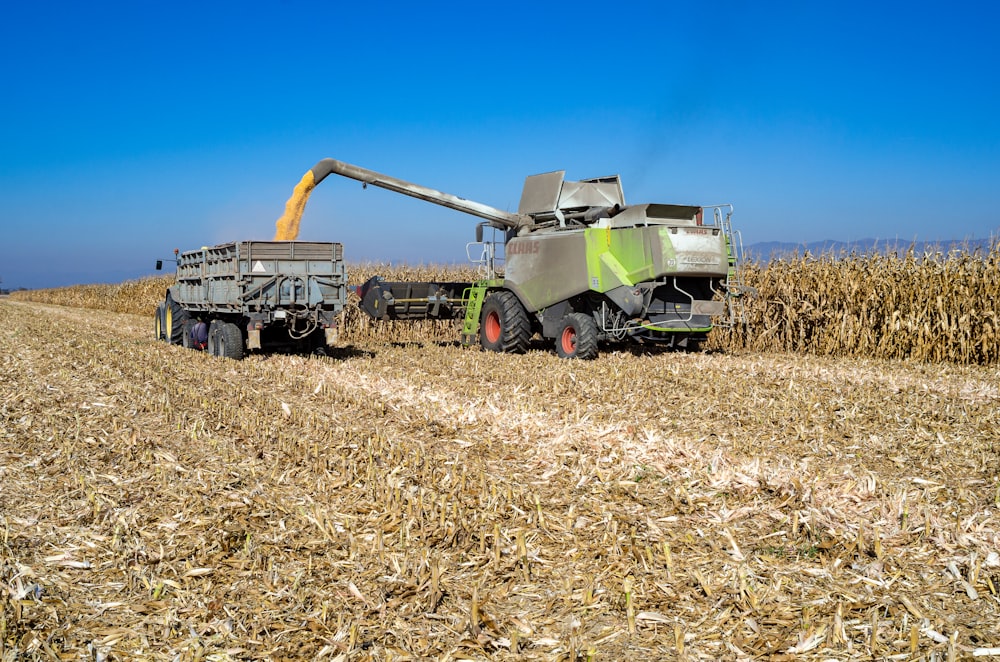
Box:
2;299;1000;660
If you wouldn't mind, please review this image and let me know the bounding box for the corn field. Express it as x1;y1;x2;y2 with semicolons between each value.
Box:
711;244;1000;364
13;245;1000;364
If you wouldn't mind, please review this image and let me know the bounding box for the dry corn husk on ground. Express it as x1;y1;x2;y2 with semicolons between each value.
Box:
3;280;1000;660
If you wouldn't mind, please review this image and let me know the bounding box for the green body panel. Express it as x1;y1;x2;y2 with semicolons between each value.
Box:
590;225;715;333
584;226;675;291
506;225;729;313
460;279;504;344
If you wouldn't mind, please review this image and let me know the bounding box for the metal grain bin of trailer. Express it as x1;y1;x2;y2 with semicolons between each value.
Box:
154;240;347;358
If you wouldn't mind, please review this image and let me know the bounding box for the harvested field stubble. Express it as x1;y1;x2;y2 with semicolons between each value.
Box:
2;299;1000;660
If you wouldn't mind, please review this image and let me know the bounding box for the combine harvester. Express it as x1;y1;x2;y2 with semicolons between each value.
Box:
309;159;748;359
155;159;748;359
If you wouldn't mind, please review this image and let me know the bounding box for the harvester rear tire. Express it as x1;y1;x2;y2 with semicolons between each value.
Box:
479;291;530;354
555;313;599;360
154;303;166;341
165;296;189;345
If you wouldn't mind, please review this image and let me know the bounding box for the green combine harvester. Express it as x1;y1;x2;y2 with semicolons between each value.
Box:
309;159;748;359
157;158;749;360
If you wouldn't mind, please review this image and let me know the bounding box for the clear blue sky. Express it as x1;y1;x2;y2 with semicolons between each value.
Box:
1;1;997;289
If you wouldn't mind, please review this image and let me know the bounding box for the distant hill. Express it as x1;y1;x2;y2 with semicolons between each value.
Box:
743;237;996;260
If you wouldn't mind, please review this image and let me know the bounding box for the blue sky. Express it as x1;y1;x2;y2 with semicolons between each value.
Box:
1;1;998;289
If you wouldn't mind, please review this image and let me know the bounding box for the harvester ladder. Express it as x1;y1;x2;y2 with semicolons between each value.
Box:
709;204;750;326
460;279;503;345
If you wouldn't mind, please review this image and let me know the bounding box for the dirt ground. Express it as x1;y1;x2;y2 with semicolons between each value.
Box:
2;300;999;660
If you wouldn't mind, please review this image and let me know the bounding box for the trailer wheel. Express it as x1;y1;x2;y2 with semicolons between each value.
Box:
181;319;197;349
555;313;599;360
220;323;245;359
154;303;166;341
207;321;219;355
210;321;245;360
479;291;530;354
165;296;189;345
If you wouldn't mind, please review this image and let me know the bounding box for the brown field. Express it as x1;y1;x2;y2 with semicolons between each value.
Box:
3;252;1000;660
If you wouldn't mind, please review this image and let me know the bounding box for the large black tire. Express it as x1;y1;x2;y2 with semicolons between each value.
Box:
165;296;189;345
479;290;531;354
220;322;245;359
154;303;166;341
181;319;198;349
207;321;221;356
209;321;245;360
555;312;599;360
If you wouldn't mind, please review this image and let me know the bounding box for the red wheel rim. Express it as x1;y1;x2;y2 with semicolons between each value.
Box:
561;326;576;354
485;311;501;344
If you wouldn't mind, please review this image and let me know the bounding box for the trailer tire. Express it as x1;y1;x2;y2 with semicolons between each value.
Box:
207;321;219;356
181;319;198;349
154;303;166;341
210;321;244;360
165;296;189;345
220;322;245;359
479;290;530;354
555;313;599;360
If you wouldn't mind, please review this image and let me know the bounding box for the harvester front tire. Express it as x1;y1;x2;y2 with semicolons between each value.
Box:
154;303;166;341
165;296;189;345
479;291;530;354
555;313;599;360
